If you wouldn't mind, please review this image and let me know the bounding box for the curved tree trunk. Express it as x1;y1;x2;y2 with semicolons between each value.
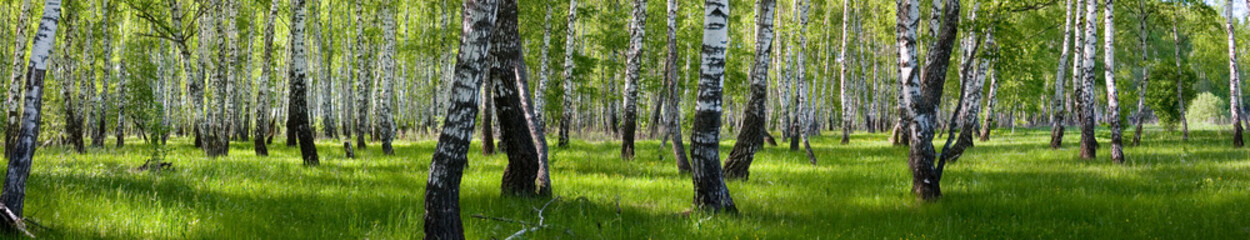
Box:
2;0;61;221
724;0;775;180
423;0;496;238
490;0;542;197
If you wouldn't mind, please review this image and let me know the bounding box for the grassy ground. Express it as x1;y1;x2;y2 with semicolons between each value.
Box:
15;126;1250;239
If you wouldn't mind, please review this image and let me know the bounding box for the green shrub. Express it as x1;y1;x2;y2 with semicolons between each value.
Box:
1144;64;1197;130
1187;92;1227;124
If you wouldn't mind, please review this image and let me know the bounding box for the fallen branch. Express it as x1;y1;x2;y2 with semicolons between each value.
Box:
0;204;35;238
473;197;567;240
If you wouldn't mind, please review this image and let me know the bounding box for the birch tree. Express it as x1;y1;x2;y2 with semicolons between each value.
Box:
723;0;774;180
689;0;737;212
489;0;542;196
1078;0;1098;159
353;0;368;149
423;0;496;238
793;0;816;165
379;1;397;155
620;0;646;160
2;0;62;223
900;0;960;201
837;0;852;145
558;0;577;148
1132;0;1149;146
289;0;319;165
665;0;691;173
1104;0;1124;162
3;0;33;159
1227;0;1244;147
254;0;279;156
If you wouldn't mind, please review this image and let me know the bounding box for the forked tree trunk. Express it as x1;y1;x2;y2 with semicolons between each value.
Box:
724;0;775;180
690;0;737;213
1078;0;1097;159
620;0;646;160
423;1;497;238
288;0;319;165
2;0;61;221
902;0;959;201
1104;0;1124;162
490;0;542;197
1052;0;1076;149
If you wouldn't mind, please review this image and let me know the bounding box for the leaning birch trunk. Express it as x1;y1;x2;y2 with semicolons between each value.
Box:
3;0;34;159
1132;0;1149;146
423;0;496;238
379;3;397;155
837;0;852;145
557;0;578;148
1105;0;1124;162
1228;0;1245;147
666;0;692;173
1078;0;1098;159
724;0;775;180
489;0;542;197
289;0;319;165
904;0;960;201
690;0;737;212
620;0;647;160
2;0;61;222
254;0;278;156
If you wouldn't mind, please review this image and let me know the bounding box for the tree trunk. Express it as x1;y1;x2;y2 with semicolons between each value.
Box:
377;3;397;155
903;0;959;201
1104;0;1124;162
558;0;578;148
1053;0;1077;149
724;0;775;180
1172;14;1188;141
423;0;496;238
535;6;552;140
665;0;692;173
1132;0;1149;146
2;0;60;221
4;0;34;159
490;0;542;197
837;0;852;145
689;0;737;213
1228;0;1245;147
619;0;646;160
320;4;337;139
980;65;998;142
60;10;84;153
793;0;816;165
481;76;496;155
254;0;278;156
1078;0;1097;159
288;0;319;165
354;1;369;150
938;4;989;170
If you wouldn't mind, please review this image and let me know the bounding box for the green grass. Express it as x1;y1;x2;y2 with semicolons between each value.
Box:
16;126;1250;239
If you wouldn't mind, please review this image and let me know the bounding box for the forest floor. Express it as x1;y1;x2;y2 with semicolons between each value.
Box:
15;125;1250;239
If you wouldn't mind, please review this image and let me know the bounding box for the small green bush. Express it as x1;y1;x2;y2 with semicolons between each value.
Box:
1187;92;1227;124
